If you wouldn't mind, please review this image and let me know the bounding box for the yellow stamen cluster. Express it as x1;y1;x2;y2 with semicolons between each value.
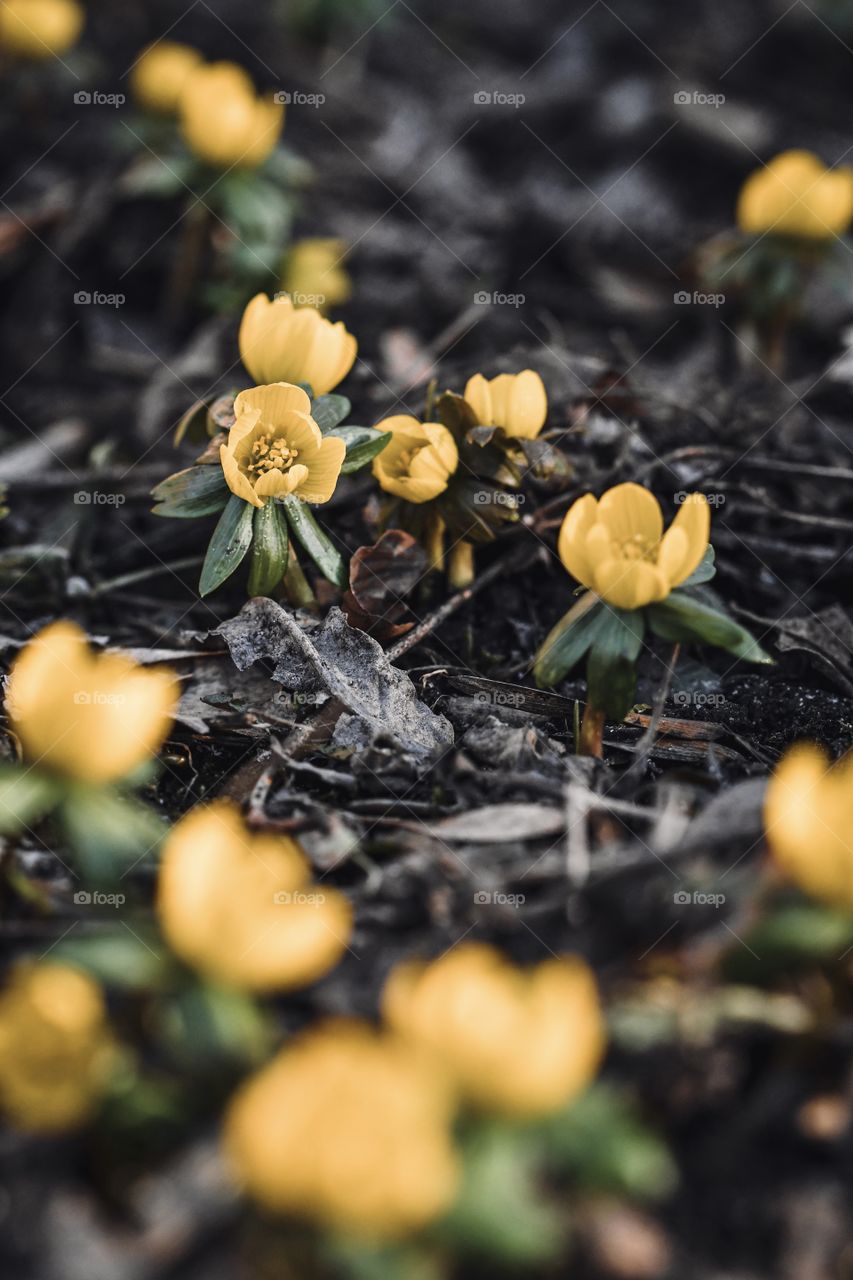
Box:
247;434;299;476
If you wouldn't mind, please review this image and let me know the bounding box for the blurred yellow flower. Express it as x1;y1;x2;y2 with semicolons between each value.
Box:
283;237;352;312
0;963;116;1132
737;150;853;240
239;292;357;395
383;943;605;1118
558;483;710;611
372;415;458;503
157;801;351;992
219;382;345;509
0;0;83;58
225;1020;459;1237
131;41;203;115
765;743;853;910
5;621;178;785
180;62;283;170
464;369;547;440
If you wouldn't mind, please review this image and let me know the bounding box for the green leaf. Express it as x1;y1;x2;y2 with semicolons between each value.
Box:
647;591;772;663
247;500;289;596
680;544;716;588
0;765;62;835
311;394;351;432
60;787;167;885
331;425;392;474
152;465;229;518
56;929;172;991
156;980;271;1067
586;607;645;720
199;495;255;596
282;496;347;587
542;1084;678;1201
726;901;853;977
534;592;607;687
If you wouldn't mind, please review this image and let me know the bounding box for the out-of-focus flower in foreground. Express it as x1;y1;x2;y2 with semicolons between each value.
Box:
239;292;356;394
180;62;283;170
0;963;117;1132
157;801;351;992
0;0;83;59
219;382;345;508
283;237;352;312
383;943;605;1118
131;40;203;115
558;483;710;611
225;1020;459;1238
765;743;853;910
463;369;548;440
372;415;459;504
737;150;853;241
6;620;178;785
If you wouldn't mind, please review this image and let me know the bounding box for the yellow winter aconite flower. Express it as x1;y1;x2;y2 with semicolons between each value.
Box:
157;801;351;992
5;621;178;785
463;369;547;440
0;963;117;1132
219;382;345;509
0;0;83;58
372;415;459;503
737;150;853;240
180;62;283;170
131;41;203;115
225;1021;459;1238
239;292;357;395
283;237;352;312
765;744;853;910
558;482;710;611
383;943;605;1118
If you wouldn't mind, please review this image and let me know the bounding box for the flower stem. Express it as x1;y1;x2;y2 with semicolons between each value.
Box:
280;542;316;609
579;703;605;758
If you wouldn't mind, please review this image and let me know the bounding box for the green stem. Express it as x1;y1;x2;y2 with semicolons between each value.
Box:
579;704;605;758
280;542;316;609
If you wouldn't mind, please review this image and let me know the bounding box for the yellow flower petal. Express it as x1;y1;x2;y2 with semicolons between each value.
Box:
234;382;312;423
220;443;263;507
597;482;663;545
592;557;668;610
661;493;710;586
253;464;307;499
295;436;346;504
463;370;547;439
557;493;598;585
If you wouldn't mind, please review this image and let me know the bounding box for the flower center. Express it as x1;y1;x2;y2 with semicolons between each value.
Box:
615;533;657;562
245;433;299;477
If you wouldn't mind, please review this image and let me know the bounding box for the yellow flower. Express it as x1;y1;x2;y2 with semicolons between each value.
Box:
180;62;283;170
737;150;853;240
765;743;853;910
372;415;458;503
463;369;547;440
558;482;710;611
5;621;178;785
224;1020;459;1238
0;0;83;58
219;382;345;509
383;943;605;1118
131;41;203;115
0;963;117;1132
239;292;357;395
283;238;352;312
157;801;351;992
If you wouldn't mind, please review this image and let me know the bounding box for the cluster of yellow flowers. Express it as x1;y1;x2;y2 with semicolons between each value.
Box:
131;41;283;170
737;150;853;241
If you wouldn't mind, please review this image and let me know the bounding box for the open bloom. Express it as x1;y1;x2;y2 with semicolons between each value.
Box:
180;62;283;170
0;964;117;1132
737;150;853;240
219;382;345;509
239;293;357;395
131;41;203;115
372;415;458;503
157;801;351;992
225;1021;459;1238
383;943;605;1118
6;621;178;785
558;483;710;611
0;0;83;58
283;238;352;312
765;744;853;910
463;369;547;440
